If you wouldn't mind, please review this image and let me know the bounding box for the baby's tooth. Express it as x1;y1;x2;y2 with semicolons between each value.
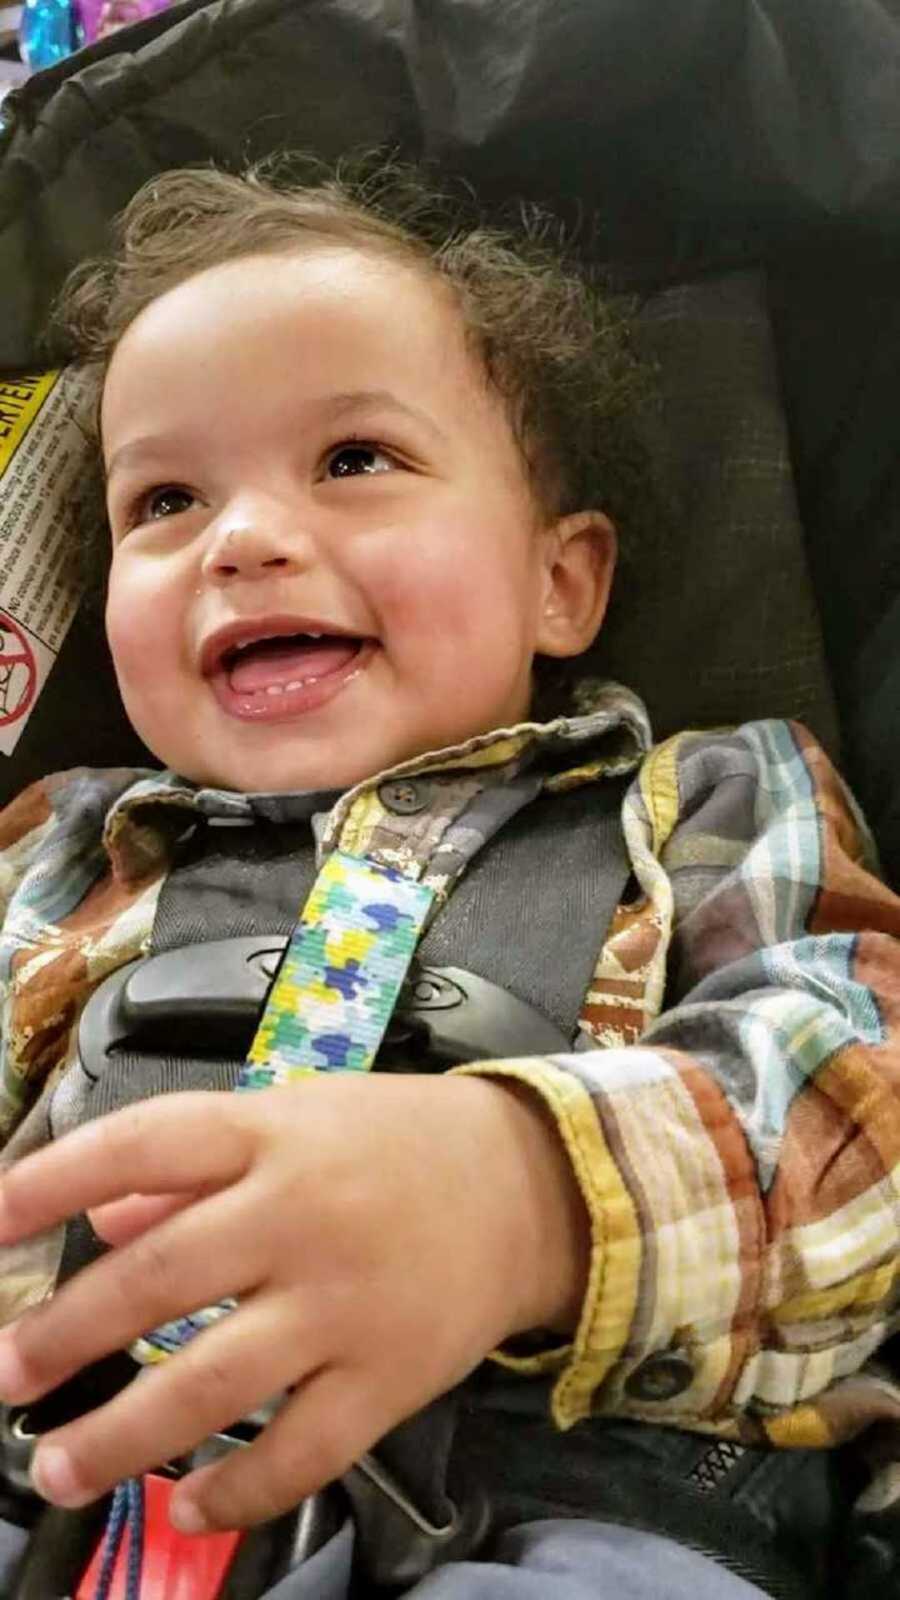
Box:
265;684;285;696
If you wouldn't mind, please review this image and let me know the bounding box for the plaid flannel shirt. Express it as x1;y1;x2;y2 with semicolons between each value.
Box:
1;684;899;1456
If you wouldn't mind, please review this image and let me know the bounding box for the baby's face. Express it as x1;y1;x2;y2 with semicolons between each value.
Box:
102;249;596;792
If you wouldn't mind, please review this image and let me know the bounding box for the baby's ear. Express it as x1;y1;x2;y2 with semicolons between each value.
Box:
536;510;617;659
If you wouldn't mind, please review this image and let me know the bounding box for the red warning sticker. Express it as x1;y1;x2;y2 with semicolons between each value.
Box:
0;369;91;758
0;611;37;729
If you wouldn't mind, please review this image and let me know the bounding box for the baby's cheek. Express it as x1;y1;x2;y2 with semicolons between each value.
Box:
370;546;482;644
105;572;184;729
106;587;154;693
105;589;137;683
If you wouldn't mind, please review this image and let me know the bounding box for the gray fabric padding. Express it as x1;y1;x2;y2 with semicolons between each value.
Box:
260;1518;768;1598
415;782;627;1035
404;1521;771;1599
594;273;838;750
0;1517;29;1590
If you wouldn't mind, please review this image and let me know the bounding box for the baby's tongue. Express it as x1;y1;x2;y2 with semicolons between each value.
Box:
228;634;360;693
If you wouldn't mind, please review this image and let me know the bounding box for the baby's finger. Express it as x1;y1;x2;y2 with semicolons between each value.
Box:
169;1366;397;1531
0;1181;269;1407
89;1192;194;1246
29;1294;312;1512
0;1093;254;1244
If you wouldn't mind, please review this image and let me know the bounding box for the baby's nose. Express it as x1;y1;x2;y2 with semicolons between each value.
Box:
216;530;289;573
202;508;302;578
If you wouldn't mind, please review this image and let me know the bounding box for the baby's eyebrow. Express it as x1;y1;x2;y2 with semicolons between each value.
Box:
105;435;183;482
104;392;447;481
319;389;448;445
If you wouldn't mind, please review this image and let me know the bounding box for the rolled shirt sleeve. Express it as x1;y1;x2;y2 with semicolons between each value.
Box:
457;721;900;1446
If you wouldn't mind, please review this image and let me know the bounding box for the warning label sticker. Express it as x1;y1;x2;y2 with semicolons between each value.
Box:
0;614;37;729
0;369;91;756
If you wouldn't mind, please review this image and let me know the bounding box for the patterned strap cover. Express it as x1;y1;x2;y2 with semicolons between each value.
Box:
133;850;435;1363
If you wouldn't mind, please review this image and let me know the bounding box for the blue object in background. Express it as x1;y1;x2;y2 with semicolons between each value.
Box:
19;0;83;69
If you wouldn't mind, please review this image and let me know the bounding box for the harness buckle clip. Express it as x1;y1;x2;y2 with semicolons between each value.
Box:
77;937;573;1078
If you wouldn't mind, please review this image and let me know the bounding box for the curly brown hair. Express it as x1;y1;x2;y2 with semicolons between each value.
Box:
55;153;663;709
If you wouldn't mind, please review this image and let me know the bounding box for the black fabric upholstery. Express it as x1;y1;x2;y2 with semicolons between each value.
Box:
601;272;838;749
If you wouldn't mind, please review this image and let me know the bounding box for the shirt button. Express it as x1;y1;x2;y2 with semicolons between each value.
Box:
625;1352;695;1403
378;779;431;815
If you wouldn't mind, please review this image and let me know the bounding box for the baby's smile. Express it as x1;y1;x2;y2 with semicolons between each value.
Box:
201;616;378;724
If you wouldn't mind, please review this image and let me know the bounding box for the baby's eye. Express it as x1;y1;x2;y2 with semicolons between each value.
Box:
326;443;395;479
143;486;195;520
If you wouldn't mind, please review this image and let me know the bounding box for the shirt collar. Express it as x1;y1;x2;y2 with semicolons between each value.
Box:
102;681;651;883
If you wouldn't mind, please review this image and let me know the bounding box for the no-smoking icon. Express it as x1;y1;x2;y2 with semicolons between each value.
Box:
0;611;37;728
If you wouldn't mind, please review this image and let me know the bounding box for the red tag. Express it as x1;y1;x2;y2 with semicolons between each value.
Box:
76;1474;242;1600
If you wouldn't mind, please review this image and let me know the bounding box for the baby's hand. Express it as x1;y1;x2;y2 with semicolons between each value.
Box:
0;1074;587;1531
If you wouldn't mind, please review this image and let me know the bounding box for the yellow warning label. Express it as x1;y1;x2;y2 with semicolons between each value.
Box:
0;365;88;757
0;372;59;474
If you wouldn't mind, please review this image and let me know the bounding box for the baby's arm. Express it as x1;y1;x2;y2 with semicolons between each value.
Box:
456;721;900;1444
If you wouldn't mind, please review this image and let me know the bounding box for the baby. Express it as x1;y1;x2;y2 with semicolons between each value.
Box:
0;161;898;1599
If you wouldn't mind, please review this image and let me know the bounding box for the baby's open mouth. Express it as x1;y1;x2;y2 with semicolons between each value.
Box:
222;632;364;695
209;628;376;723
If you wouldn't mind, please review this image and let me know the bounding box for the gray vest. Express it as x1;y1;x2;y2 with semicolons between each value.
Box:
66;777;630;1126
